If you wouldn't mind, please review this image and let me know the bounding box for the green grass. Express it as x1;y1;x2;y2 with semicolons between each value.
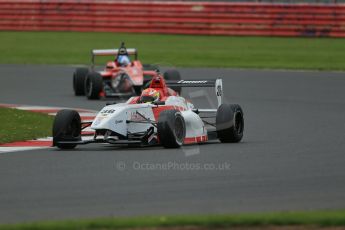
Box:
0;31;344;70
0;107;54;144
1;211;345;230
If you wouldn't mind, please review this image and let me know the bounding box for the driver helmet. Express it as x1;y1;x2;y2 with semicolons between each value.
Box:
117;42;130;66
140;88;160;103
117;55;130;66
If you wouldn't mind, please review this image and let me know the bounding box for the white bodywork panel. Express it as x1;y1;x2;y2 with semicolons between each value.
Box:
91;103;154;137
182;110;206;138
91;95;208;143
215;78;223;107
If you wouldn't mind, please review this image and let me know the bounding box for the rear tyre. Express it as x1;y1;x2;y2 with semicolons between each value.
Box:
85;72;103;100
73;68;88;96
216;104;244;143
157;110;186;148
164;69;182;95
52;110;81;149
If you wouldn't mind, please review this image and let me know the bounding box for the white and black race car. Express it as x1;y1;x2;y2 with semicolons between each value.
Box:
54;72;244;149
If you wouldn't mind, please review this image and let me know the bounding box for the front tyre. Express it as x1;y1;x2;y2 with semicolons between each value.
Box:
85;72;103;100
52;110;81;149
216;104;244;143
73;68;89;96
157;110;186;148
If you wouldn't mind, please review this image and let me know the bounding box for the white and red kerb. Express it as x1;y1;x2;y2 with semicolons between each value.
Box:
0;104;97;153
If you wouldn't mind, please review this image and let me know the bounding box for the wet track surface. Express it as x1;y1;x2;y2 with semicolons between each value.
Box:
1;64;345;223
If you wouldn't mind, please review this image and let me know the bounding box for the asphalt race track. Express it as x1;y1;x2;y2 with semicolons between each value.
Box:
1;64;345;223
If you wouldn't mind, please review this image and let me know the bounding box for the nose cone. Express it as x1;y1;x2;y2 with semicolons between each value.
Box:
91;105;127;136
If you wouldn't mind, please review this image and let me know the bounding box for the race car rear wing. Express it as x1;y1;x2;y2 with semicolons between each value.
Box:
91;48;138;68
166;79;223;108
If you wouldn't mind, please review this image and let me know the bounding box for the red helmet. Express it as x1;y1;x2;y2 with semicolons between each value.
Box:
140;88;160;103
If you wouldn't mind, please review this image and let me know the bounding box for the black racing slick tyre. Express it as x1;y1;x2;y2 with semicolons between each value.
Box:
52;110;81;149
216;104;244;143
157;110;186;148
163;69;182;95
85;72;103;100
73;68;88;96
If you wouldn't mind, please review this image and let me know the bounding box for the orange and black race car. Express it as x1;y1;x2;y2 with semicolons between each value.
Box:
73;42;181;100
